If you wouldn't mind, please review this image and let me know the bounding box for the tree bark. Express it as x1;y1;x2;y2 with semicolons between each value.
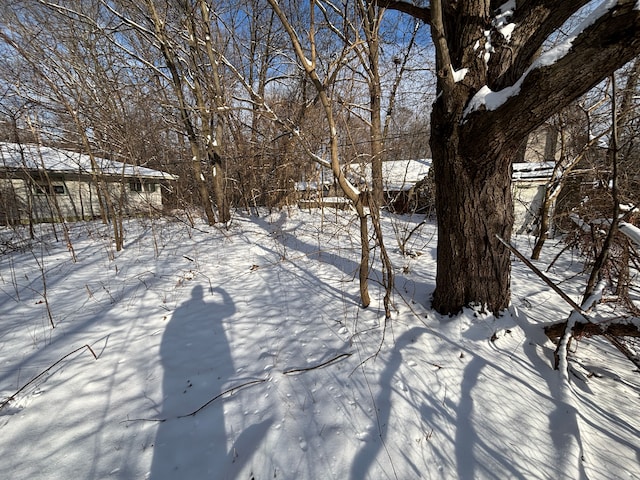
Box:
198;0;231;224
430;101;514;314
145;0;217;225
384;0;640;315
361;1;384;207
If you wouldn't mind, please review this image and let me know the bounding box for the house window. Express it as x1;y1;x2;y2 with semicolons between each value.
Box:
35;184;65;195
130;181;156;193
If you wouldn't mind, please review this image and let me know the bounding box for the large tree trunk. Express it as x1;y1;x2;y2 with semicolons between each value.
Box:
430;101;514;314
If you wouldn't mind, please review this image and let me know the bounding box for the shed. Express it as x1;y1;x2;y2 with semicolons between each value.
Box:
512;161;555;234
0;142;177;224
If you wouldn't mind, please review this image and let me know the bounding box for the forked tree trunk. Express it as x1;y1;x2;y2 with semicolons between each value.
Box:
430;108;514;315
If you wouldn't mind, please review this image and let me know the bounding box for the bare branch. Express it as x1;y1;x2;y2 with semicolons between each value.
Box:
372;0;431;23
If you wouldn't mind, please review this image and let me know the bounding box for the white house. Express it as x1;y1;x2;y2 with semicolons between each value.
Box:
0;142;177;224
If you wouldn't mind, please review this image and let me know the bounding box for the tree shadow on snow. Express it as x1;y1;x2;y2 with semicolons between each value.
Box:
514;308;588;480
253;213;362;280
349;327;431;480
350;318;546;480
150;284;271;479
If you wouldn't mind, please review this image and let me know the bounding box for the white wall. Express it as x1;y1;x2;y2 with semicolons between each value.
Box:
0;177;163;223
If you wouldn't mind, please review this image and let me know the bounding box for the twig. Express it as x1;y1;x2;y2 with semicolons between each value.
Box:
178;378;268;418
496;235;590;319
282;352;352;375
401;219;427;254
0;344;97;411
121;378;269;424
126;354;354;424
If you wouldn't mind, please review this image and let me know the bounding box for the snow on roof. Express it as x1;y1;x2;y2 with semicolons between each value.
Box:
358;159;552;190
351;159;432;192
0;142;178;180
382;159;432;191
335;159;554;193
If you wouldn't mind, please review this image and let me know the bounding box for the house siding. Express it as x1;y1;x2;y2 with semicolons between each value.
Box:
0;142;175;225
0;175;163;224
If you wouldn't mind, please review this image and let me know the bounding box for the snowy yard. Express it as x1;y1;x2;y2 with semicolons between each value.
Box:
0;210;638;479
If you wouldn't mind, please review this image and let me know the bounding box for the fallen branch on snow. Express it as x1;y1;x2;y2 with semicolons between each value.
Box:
496;235;589;318
125;353;354;423
122;377;269;424
544;317;640;342
178;377;268;418
553;281;605;372
282;352;352;375
0;344;98;412
496;236;637;371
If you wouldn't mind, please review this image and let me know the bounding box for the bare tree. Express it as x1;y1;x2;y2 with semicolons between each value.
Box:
101;0;238;225
530;103;604;260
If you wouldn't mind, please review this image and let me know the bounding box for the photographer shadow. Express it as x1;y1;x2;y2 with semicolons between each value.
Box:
150;285;271;479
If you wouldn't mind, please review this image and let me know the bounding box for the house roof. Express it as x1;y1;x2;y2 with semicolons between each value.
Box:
337;159;556;193
300;158;556;194
350;159;432;192
381;159;432;191
0;142;178;180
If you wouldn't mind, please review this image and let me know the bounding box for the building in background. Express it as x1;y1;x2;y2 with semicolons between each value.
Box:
0;142;177;225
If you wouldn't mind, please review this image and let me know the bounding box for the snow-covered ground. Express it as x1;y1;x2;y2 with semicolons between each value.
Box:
0;210;638;479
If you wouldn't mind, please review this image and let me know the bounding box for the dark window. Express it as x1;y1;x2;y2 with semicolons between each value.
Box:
131;181;156;192
35;184;65;195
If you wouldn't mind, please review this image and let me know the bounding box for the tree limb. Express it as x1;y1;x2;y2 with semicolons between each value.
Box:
465;0;640;153
491;0;591;88
372;0;431;23
496;235;590;318
545;318;640;342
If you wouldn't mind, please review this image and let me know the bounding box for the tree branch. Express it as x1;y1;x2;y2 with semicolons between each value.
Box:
545;318;640;342
431;0;456;106
465;0;640;154
491;0;591;88
372;0;431;23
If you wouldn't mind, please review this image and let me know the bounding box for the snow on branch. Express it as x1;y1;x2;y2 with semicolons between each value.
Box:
463;0;620;118
618;221;640;246
493;0;516;42
450;65;469;83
